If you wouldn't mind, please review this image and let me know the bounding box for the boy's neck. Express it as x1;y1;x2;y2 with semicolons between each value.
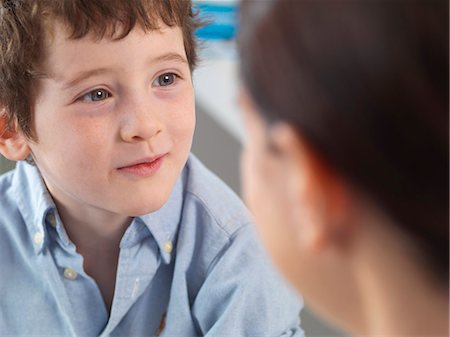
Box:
55;199;132;251
54;199;133;314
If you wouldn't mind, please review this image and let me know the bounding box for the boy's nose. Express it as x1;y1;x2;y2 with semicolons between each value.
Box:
119;96;163;142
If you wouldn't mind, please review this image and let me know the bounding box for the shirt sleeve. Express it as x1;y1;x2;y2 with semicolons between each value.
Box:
191;223;305;337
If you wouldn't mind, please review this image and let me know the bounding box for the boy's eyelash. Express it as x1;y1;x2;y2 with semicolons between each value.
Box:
77;88;112;103
153;72;182;87
74;71;183;103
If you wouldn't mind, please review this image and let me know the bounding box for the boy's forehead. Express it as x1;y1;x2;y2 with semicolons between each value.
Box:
40;22;186;80
43;18;173;48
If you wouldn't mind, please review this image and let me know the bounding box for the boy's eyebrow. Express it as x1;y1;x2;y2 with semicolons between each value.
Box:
61;68;112;90
152;52;188;65
60;52;188;90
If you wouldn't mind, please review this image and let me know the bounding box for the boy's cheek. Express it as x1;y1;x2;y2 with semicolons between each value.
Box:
167;110;196;144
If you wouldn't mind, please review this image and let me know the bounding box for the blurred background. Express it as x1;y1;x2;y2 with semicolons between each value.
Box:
0;1;345;335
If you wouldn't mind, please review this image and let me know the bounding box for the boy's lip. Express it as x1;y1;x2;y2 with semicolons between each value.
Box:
117;154;167;170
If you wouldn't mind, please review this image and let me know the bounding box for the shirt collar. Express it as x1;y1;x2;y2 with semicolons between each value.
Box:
12;161;57;254
136;167;186;264
12;160;187;261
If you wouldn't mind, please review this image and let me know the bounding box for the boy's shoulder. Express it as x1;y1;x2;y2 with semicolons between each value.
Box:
0;166;15;189
0;163;37;257
0;162;53;233
0;167;19;215
182;154;253;238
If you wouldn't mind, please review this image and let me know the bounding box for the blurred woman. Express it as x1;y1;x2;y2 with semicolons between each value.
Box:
238;1;448;336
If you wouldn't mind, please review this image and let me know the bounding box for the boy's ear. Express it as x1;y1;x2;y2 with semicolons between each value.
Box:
269;123;354;253
0;110;31;161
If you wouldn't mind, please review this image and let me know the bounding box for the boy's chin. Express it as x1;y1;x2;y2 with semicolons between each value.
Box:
126;200;167;217
114;170;180;217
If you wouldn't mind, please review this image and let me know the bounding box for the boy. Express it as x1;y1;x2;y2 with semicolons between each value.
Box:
0;0;303;336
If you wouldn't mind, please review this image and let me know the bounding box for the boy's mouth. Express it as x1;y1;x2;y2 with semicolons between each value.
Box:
117;154;166;177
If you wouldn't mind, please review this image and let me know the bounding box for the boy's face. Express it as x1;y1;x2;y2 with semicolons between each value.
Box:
26;22;195;217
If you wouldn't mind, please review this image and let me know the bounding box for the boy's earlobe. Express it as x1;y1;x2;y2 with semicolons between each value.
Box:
0;112;31;161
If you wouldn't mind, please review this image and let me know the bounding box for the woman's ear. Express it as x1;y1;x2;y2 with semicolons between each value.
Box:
0;110;31;161
269;123;354;253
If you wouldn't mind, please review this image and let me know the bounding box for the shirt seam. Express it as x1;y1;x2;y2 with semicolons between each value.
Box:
185;189;250;239
205;222;253;278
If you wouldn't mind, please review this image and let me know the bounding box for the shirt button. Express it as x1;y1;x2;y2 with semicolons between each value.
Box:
47;213;57;228
34;232;44;245
63;268;78;280
164;241;173;254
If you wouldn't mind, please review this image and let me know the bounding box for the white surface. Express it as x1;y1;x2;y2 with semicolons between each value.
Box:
194;57;245;143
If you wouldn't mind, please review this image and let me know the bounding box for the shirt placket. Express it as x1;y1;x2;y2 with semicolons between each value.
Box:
46;213;109;336
100;223;161;336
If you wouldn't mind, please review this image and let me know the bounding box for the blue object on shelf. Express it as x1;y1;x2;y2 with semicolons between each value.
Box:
194;2;239;41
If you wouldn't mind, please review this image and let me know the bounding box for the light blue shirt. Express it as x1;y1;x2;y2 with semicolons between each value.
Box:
0;154;304;337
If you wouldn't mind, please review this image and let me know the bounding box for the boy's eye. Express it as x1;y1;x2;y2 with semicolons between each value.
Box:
80;89;111;102
153;73;178;87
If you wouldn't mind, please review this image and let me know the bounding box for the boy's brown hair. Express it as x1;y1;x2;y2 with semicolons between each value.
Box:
0;0;201;140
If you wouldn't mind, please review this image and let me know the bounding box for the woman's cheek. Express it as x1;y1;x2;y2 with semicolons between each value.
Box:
240;147;259;211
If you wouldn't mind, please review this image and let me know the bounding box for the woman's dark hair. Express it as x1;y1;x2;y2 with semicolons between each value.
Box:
238;0;448;284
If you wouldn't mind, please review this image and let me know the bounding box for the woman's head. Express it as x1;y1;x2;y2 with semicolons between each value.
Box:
238;0;448;330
